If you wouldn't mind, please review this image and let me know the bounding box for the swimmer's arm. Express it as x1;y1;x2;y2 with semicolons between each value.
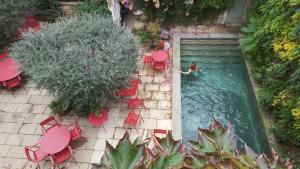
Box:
180;71;189;74
180;69;192;74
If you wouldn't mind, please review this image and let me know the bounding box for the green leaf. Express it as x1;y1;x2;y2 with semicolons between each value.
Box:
100;132;145;169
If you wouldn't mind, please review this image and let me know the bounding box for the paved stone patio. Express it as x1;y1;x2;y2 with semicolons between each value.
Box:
0;48;173;168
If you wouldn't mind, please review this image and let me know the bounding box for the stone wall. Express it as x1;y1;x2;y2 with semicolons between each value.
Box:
170;25;237;35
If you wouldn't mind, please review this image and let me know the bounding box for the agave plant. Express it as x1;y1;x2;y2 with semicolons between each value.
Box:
185;118;250;169
143;132;185;169
186;118;293;169
94;132;145;169
94;119;293;169
238;145;293;169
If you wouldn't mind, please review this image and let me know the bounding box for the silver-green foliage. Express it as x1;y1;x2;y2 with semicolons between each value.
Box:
11;14;139;115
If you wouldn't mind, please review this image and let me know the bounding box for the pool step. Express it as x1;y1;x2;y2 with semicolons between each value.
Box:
180;39;239;45
181;55;243;63
181;50;242;56
180;44;241;51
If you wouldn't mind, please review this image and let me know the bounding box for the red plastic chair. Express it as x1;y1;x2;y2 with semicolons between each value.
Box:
50;146;77;169
3;76;22;89
153;129;168;137
114;79;139;97
25;143;48;169
114;87;137;97
143;53;153;69
0;52;8;59
66;120;83;142
2;75;27;97
124;111;143;133
152;61;166;77
130;79;139;88
40;116;61;133
127;97;148;112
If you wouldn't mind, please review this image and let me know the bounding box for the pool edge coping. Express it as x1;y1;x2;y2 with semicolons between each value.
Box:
172;33;239;140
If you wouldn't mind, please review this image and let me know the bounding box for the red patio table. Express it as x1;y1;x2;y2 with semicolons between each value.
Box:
40;125;70;154
152;50;168;62
0;57;21;82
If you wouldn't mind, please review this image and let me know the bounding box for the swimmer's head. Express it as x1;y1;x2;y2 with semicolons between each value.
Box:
190;63;196;70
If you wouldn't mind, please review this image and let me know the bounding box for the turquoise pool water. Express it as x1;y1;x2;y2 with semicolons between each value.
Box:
180;43;270;153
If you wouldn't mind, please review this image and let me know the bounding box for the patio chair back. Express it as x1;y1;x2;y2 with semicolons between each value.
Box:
25;143;48;168
124;111;143;133
40;116;61;133
69;120;83;142
50;146;77;166
153;61;166;71
130;79;139;89
127;97;147;111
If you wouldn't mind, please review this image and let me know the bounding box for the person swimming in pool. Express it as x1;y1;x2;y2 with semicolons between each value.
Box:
180;63;203;75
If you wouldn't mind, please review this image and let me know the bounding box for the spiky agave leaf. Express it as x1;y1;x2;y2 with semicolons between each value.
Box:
144;132;185;169
237;144;258;168
257;148;294;169
189;119;252;168
98;132;145;169
199;118;236;153
238;145;294;169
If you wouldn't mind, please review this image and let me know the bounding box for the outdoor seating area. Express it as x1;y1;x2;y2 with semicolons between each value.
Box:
0;27;173;169
25;116;81;168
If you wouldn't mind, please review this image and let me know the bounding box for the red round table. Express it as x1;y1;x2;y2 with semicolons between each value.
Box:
40;126;70;154
0;57;21;81
152;50;168;62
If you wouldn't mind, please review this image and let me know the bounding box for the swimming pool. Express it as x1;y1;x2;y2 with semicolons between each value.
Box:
172;35;270;154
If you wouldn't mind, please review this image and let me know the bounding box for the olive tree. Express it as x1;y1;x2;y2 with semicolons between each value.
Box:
11;14;139;116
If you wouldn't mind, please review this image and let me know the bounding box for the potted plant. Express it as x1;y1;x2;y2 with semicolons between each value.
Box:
88;101;109;126
89;103;106;118
48;99;70;116
146;22;161;49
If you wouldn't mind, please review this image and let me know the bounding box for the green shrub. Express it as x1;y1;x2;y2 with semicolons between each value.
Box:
74;0;110;16
189;0;234;13
33;0;63;22
49;100;69;114
0;0;35;48
11;14;139;116
132;0;233;24
132;29;150;44
240;0;300;147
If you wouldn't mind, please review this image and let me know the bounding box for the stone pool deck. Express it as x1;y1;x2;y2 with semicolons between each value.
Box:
0;52;173;168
